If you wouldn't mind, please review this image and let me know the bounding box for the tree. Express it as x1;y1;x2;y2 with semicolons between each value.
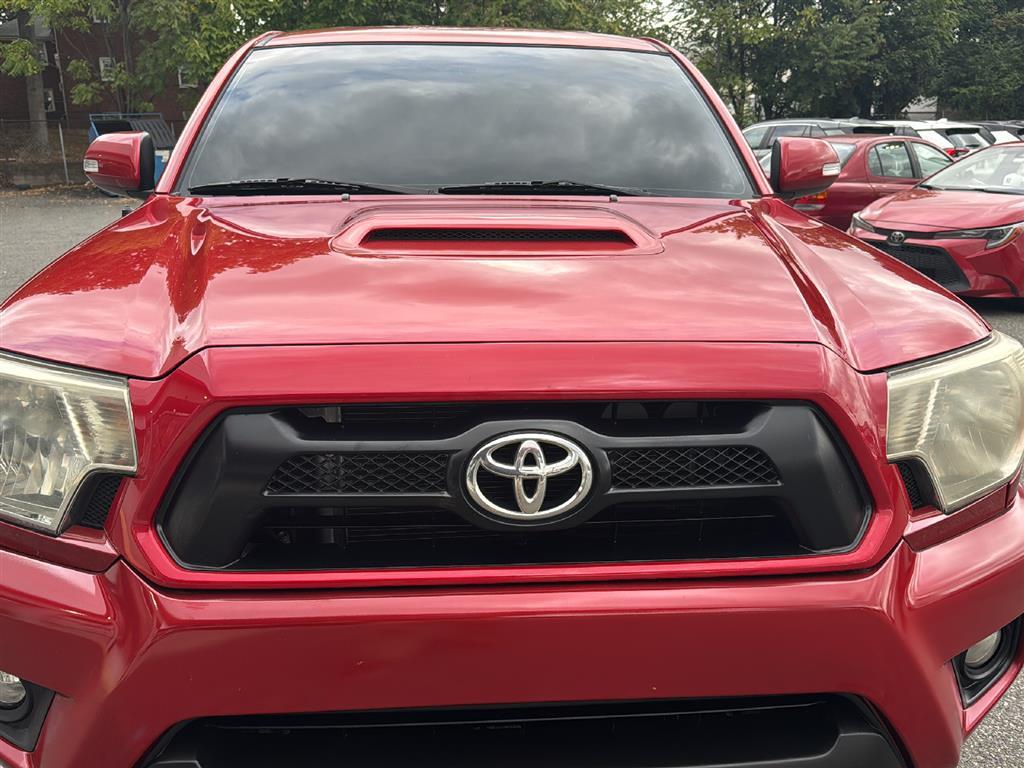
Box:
939;0;1024;117
144;0;664;92
673;0;961;123
0;9;49;145
3;0;664;119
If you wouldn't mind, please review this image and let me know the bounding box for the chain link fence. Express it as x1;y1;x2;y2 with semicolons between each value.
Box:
0;120;90;188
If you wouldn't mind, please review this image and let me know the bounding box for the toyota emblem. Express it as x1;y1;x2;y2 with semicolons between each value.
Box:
465;433;593;520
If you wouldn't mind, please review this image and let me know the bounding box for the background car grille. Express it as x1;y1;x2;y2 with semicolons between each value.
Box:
159;401;869;574
873;243;969;291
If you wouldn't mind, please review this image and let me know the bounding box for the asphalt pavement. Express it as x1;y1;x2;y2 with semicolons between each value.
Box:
0;189;1021;766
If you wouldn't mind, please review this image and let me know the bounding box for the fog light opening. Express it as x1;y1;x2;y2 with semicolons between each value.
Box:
964;631;1003;672
954;618;1022;706
0;672;26;710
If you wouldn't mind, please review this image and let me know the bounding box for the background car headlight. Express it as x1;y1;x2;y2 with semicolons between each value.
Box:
938;222;1024;249
850;212;877;234
887;332;1024;512
0;354;136;534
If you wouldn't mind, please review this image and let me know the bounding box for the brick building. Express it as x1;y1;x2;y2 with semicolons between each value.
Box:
0;15;192;131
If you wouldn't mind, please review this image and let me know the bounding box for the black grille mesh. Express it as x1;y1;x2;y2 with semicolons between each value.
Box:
77;475;123;529
364;228;633;243
609;446;779;489
896;461;926;508
873;244;969;291
266;453;449;495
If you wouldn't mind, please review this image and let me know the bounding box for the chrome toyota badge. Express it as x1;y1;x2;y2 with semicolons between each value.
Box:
888;231;907;245
465;433;593;520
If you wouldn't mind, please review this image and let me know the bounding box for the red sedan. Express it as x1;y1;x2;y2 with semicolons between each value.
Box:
787;134;954;229
851;142;1024;297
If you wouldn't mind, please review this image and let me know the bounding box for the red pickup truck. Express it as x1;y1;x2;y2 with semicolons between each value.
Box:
2;27;1023;768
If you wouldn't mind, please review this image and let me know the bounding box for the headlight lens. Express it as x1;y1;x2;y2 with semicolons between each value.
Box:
887;332;1024;512
937;222;1024;249
850;212;877;234
0;354;136;533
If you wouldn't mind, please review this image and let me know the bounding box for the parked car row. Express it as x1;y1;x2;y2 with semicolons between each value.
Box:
746;117;1024;161
758;134;954;229
748;116;1024;300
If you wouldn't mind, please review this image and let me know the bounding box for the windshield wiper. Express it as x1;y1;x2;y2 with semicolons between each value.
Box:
437;179;653;197
188;178;417;195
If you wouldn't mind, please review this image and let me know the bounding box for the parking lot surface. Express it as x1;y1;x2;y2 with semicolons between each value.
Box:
0;189;1021;766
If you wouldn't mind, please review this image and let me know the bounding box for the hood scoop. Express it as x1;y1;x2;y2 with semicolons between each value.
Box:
363;227;635;243
331;205;663;257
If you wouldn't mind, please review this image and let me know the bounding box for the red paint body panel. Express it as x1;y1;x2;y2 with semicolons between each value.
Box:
0;29;1019;768
0;196;988;377
3;492;1024;768
266;26;663;51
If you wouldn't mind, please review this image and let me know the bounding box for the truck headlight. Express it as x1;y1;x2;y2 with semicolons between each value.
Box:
0;353;136;534
887;332;1024;512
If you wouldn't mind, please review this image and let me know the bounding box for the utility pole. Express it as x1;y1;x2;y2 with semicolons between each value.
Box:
16;11;49;147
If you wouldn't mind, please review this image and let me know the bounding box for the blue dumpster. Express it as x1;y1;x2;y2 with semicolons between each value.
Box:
88;112;176;182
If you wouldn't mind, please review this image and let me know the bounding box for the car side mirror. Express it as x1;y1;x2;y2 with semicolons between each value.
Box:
83;131;155;199
769;137;841;200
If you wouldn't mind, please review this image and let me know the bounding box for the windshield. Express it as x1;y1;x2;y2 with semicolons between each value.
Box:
179;44;753;198
922;145;1024;193
947;132;989;149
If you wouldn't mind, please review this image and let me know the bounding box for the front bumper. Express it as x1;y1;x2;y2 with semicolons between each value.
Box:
858;232;1024;297
3;486;1024;768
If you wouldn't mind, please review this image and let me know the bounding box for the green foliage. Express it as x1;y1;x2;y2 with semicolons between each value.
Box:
675;0;1014;122
4;0;1022;123
0;37;42;77
940;0;1024;117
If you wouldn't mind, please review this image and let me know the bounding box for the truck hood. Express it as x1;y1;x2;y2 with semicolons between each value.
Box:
0;195;988;378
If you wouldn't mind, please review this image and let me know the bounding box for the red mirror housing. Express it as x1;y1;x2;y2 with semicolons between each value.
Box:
83;131;155;198
769;137;841;200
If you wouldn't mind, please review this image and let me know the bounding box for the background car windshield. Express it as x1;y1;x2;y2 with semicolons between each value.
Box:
181;44;753;198
924;145;1024;192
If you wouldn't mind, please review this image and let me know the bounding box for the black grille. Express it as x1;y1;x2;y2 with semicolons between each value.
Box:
74;474;122;529
363;228;633;243
144;696;906;768
896;461;926;508
160;402;869;573
239;500;801;570
610;446;779;489
873;243;969;291
266;453;448;495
